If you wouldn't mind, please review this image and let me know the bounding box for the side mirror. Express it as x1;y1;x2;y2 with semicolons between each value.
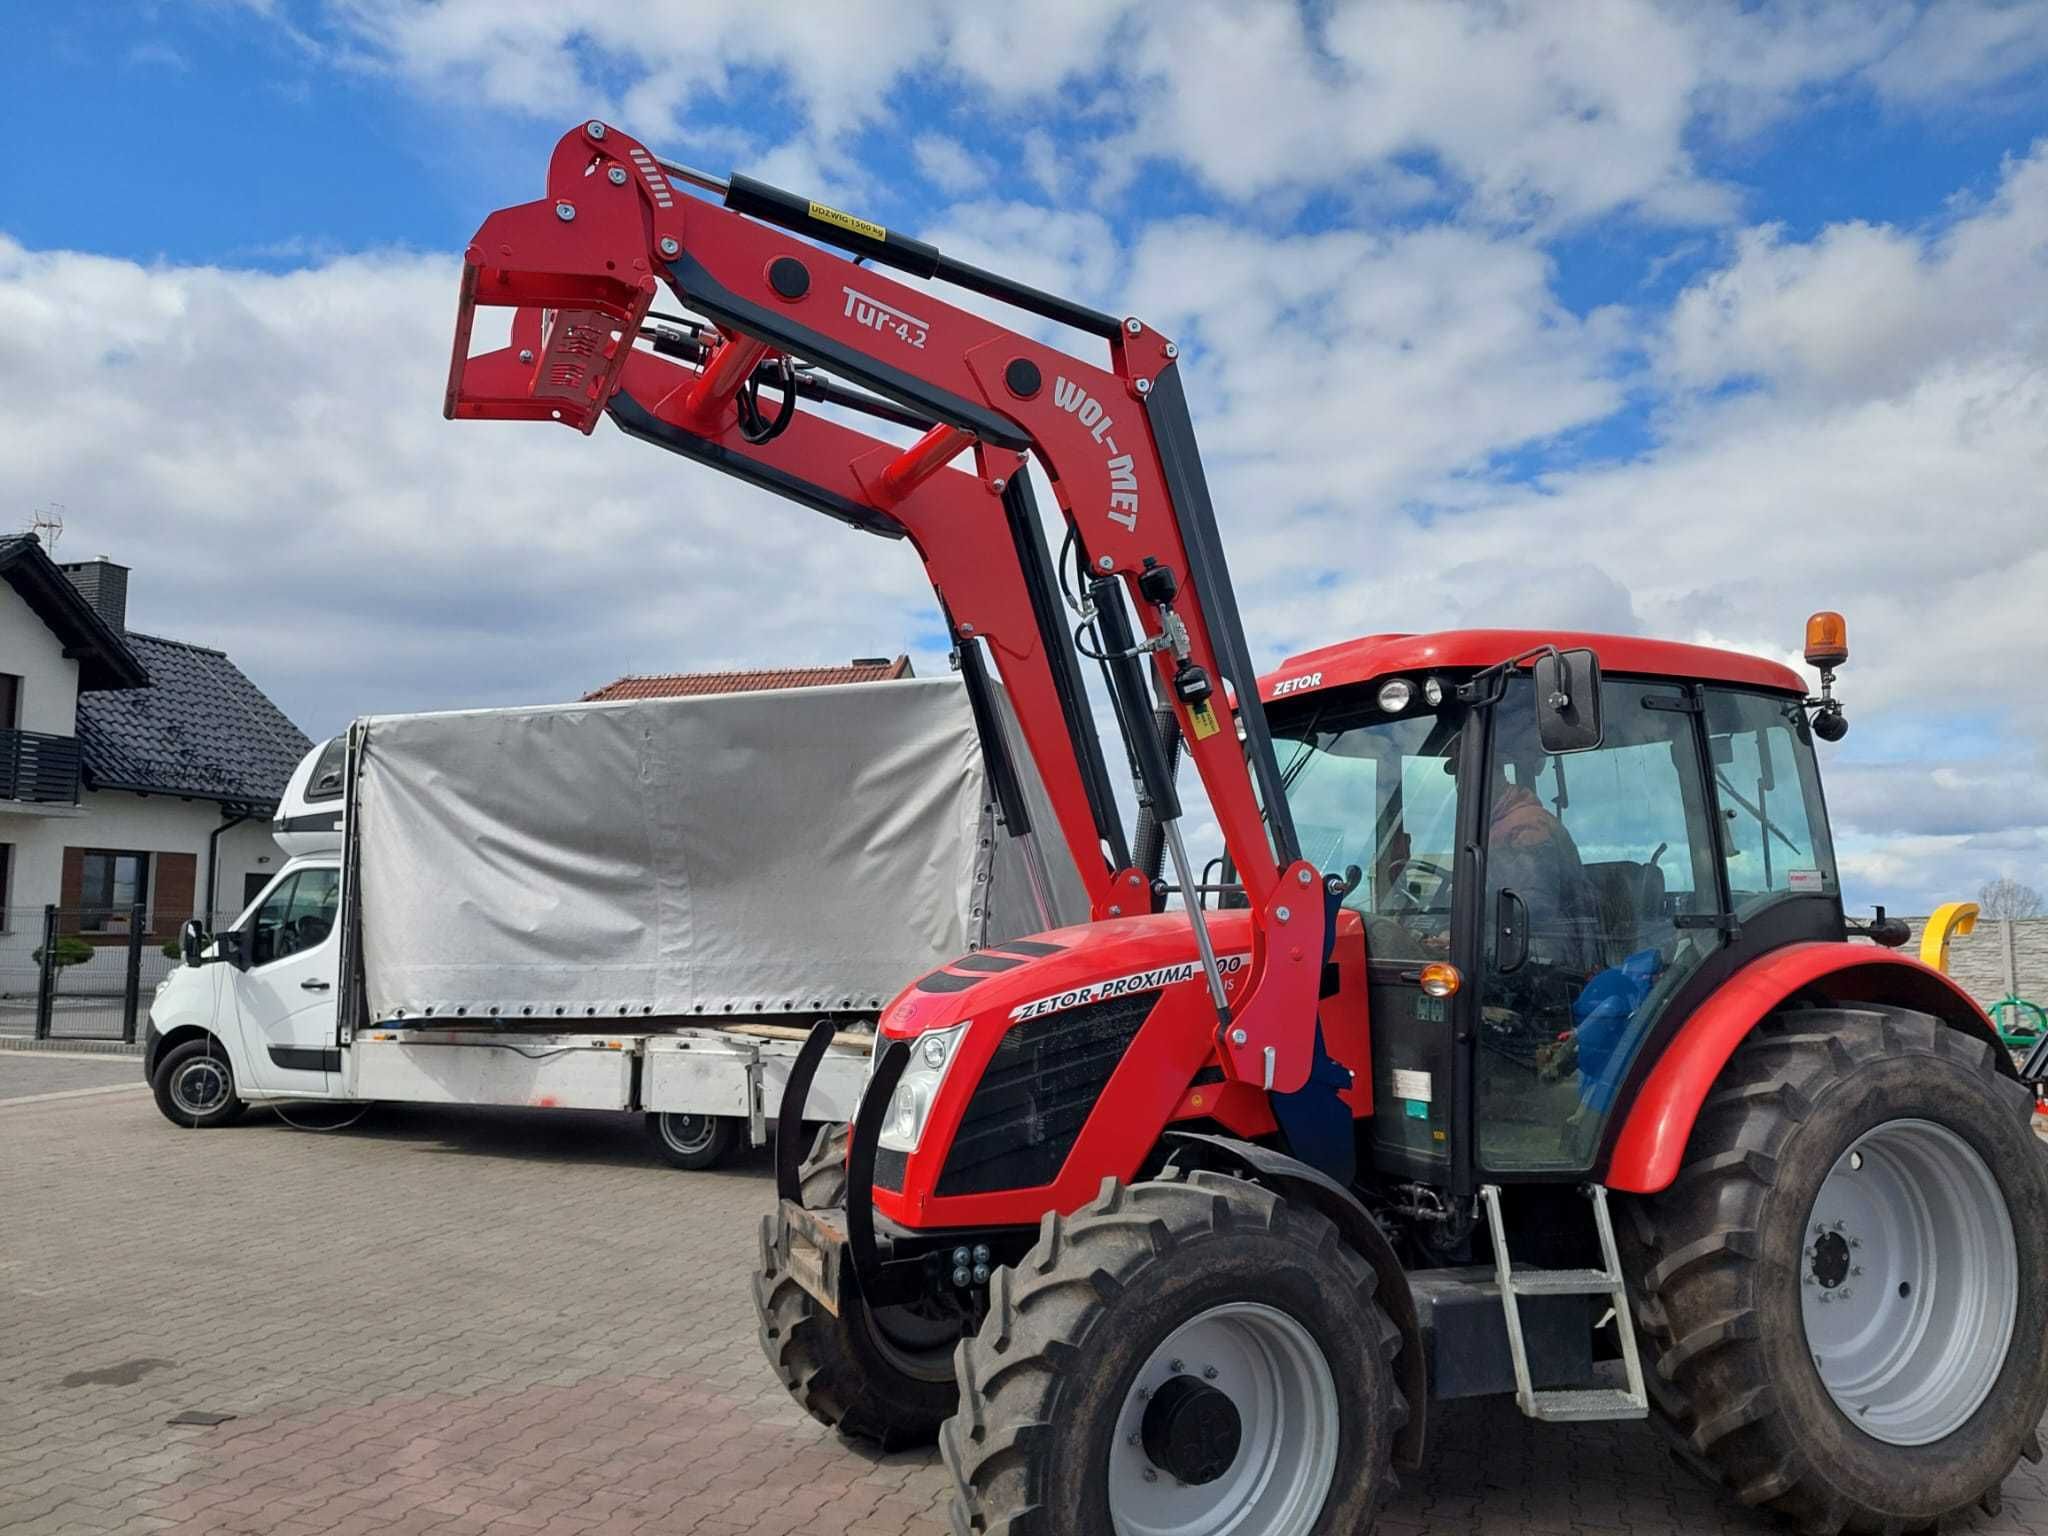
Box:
179;918;207;968
214;929;249;971
1533;649;1604;754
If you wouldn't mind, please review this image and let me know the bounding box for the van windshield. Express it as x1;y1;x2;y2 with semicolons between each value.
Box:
1271;699;1466;961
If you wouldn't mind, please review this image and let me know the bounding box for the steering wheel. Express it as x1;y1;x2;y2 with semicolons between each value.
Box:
1385;858;1454;911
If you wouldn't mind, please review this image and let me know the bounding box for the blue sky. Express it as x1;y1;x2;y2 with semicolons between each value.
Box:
3;1;2047;914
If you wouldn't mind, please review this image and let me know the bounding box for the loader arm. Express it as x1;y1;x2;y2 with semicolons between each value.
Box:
444;120;1325;1094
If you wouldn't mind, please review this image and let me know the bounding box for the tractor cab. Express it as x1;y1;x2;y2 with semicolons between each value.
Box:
1257;628;1843;1188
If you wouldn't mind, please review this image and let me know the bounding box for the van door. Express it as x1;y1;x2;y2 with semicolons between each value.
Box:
232;864;343;1095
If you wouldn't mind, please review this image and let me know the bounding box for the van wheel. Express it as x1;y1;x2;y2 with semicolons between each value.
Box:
152;1040;246;1129
646;1111;739;1170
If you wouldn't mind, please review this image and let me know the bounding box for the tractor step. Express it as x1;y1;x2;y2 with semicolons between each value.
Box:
1505;1268;1616;1297
1521;1385;1649;1423
1479;1184;1649;1423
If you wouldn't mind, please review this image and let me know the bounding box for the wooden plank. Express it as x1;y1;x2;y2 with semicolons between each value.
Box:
724;1022;874;1052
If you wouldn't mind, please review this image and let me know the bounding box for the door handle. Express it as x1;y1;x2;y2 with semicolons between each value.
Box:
301;979;332;992
1497;889;1530;974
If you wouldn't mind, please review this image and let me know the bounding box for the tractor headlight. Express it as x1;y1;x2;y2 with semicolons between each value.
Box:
877;1023;968;1154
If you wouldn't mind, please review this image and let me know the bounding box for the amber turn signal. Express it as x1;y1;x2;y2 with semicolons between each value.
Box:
1805;610;1848;669
1419;962;1462;999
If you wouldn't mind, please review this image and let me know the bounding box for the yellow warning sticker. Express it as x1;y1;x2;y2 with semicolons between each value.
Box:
1188;700;1222;740
808;201;886;242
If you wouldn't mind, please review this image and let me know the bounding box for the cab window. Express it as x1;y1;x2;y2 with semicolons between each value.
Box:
1275;703;1464;962
1703;690;1837;915
246;867;340;967
1477;678;1722;1172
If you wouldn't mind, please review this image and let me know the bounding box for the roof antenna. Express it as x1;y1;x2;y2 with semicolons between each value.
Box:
27;503;64;554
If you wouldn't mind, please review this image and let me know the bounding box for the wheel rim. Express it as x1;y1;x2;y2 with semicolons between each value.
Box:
658;1114;718;1156
1801;1117;2018;1446
860;1296;964;1384
170;1058;230;1117
1107;1302;1339;1536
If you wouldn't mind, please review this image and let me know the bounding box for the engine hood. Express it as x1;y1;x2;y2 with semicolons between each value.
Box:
878;908;1261;1042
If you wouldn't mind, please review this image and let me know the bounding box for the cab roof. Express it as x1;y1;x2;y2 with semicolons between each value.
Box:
1257;629;1808;704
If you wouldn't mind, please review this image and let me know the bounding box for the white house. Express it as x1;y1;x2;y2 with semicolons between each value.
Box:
1;534;307;967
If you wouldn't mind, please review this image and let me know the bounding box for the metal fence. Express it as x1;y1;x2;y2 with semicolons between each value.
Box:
0;905;239;1043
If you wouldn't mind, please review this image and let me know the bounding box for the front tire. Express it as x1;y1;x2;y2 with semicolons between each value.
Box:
753;1123;965;1449
943;1168;1405;1536
151;1039;246;1129
644;1111;739;1170
1623;1004;2048;1532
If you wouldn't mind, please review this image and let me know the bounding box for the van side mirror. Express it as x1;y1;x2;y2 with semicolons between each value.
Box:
1534;649;1604;754
179;918;207;968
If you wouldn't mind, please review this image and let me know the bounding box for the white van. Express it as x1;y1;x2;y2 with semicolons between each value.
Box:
144;676;1083;1168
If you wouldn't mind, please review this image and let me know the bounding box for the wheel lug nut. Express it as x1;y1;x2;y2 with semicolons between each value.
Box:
1851;1266;1863;1278
1203;1366;1219;1380
1142;1468;1157;1483
1169;1358;1184;1373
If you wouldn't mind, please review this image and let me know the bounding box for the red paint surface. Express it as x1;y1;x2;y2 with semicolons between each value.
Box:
871;908;1370;1230
1260;629;1808;702
1604;943;1999;1193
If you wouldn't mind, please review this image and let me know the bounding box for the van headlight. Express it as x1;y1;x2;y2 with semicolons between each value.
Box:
877;1023;968;1154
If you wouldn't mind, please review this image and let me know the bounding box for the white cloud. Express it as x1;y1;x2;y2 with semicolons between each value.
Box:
319;0;2048;229
1662;143;2048;400
911;134;998;197
0;240;943;737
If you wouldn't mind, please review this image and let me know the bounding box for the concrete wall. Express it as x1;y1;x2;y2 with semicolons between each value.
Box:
1906;914;2048;1014
2;790;285;932
0;582;80;734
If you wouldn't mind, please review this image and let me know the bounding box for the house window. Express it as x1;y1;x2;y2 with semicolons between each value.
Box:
0;843;12;927
0;673;19;729
79;850;150;933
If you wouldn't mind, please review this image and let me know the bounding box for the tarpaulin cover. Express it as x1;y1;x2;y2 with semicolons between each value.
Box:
352;677;1087;1021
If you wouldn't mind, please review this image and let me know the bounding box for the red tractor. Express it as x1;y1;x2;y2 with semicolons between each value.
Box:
446;122;2048;1536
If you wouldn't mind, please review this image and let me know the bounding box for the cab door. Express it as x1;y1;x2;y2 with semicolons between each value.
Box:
1472;677;1723;1174
231;864;343;1095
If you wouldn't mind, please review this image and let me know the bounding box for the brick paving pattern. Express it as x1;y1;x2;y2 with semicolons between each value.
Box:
3;1062;2043;1536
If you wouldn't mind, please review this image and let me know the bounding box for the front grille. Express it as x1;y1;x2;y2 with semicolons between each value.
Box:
935;991;1160;1197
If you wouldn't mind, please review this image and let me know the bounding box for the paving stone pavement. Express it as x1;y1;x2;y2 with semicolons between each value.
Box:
3;1065;2045;1536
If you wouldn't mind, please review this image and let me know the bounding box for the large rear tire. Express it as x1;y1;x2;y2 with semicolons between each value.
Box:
1621;1004;2048;1533
943;1168;1405;1536
753;1123;965;1449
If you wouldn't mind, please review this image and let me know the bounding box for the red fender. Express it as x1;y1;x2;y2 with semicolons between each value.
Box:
1604;942;2008;1195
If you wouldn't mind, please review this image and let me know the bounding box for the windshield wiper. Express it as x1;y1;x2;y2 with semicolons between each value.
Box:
1715;771;1803;856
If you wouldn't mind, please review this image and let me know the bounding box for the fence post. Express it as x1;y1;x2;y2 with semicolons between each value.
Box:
34;903;57;1040
122;901;147;1044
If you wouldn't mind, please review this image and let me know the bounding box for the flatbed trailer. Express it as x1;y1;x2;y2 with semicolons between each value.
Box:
145;675;1080;1167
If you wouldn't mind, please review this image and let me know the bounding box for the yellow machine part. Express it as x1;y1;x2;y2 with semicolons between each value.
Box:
1920;900;1979;975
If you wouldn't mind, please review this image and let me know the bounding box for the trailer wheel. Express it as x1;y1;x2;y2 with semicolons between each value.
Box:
151;1039;246;1129
645;1111;739;1170
943;1168;1404;1536
1623;1004;2048;1532
752;1121;965;1449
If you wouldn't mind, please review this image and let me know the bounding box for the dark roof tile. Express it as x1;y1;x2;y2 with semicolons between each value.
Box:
75;632;311;807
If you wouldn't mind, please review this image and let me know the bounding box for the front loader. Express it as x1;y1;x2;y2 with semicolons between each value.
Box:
444;121;2048;1536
